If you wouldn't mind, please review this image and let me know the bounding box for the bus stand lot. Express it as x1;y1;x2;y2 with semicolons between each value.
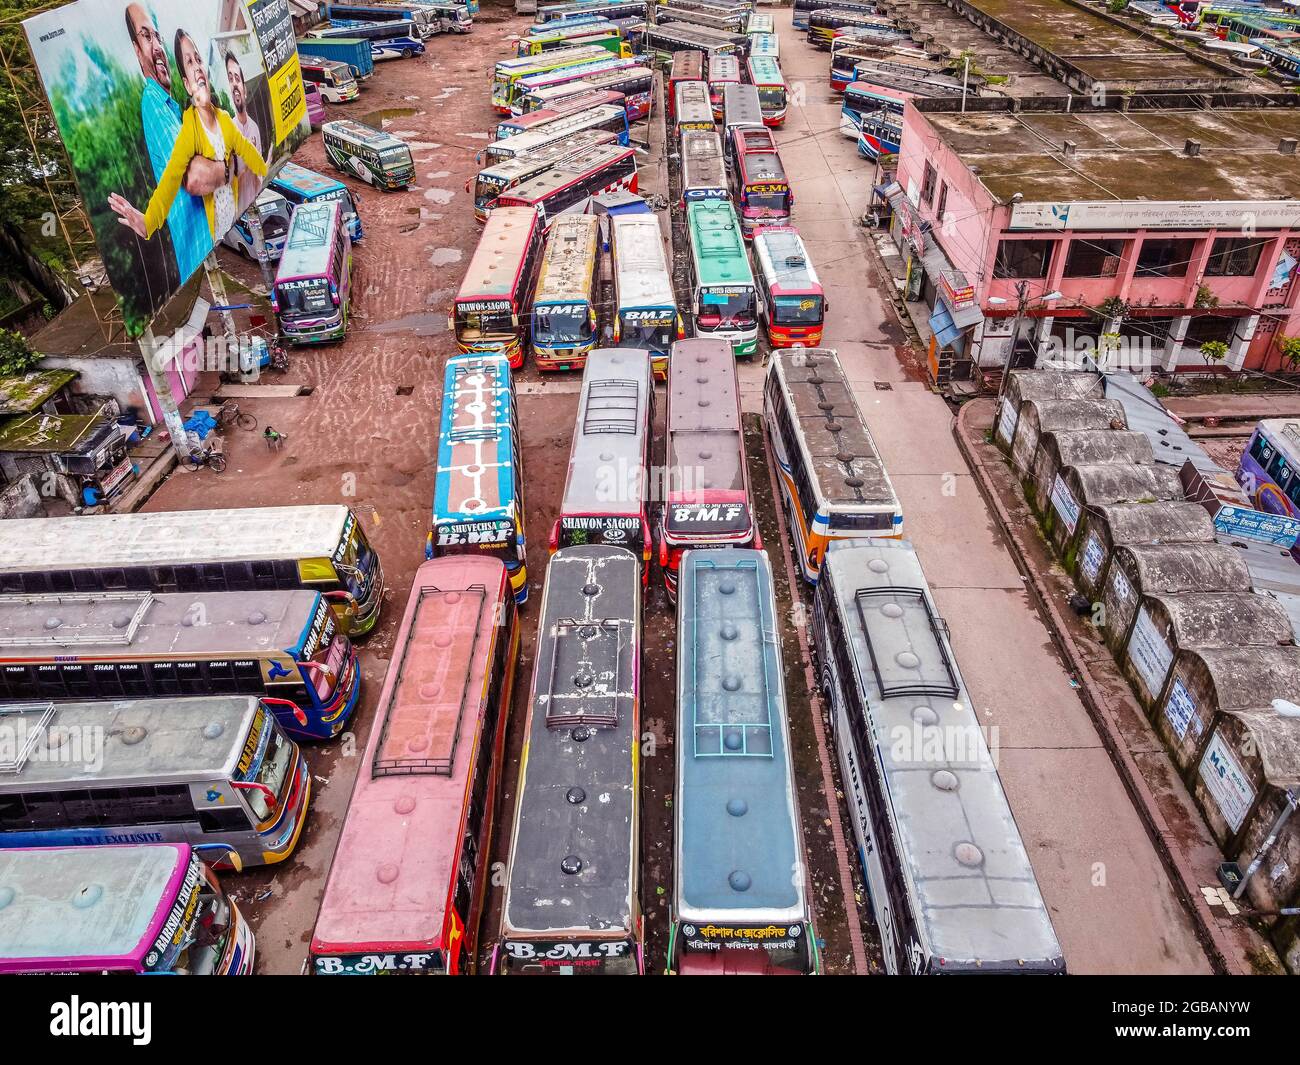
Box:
138;5;1210;974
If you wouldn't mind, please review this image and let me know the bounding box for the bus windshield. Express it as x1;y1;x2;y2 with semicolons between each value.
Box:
276;278;332;318
147;862;232;976
758;86;786;110
619;309;674;350
533;302;594;345
773;294;823;324
243;718;294;822
699;287;755;326
381;146;413;172
745;187;789;213
456;304;515;339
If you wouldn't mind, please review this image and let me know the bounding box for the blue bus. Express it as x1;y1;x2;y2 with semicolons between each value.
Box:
668;549;820;975
309;20;427;60
269;162;364;241
839;83;905;158
428;354;528;603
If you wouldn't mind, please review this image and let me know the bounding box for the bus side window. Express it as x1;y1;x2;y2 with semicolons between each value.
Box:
1253;433;1275;467
101;567;128;590
71;568;101;591
148;662;181;695
224;561;255;591
151;565;178;591
199;805;252;832
273;559;298;587
90;664;125;699
13;791;64;830
49;569;74;592
61;789;105;828
117;663;150;697
234;660;265;695
175;565;201;591
177;662;206;695
36;666;67;700
204;562;228;591
62;664;94;699
122;784;193;825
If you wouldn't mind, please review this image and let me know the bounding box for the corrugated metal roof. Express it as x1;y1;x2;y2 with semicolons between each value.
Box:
1102;374;1218;474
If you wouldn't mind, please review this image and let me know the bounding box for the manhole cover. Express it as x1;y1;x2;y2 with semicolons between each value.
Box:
396;385;414;396
874;381;893;391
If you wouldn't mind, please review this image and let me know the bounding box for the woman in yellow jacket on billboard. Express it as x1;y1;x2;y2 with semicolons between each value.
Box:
110;30;267;250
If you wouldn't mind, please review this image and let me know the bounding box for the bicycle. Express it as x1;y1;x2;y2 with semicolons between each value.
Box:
218;401;258;432
179;438;226;474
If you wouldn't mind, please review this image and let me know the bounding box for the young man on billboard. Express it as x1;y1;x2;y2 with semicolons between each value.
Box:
123;2;219;283
226;50;264;218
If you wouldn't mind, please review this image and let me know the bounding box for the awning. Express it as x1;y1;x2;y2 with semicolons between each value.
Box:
918;242;983;330
928;300;963;349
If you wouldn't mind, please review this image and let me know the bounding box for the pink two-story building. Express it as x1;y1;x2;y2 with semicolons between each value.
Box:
884;97;1300;384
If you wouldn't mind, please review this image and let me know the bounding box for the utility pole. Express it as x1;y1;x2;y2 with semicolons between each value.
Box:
137;325;192;460
997;281;1030;400
203;254;244;377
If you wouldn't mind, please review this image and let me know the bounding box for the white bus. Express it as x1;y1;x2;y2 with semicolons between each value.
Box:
481;104;629;165
610;214;680;378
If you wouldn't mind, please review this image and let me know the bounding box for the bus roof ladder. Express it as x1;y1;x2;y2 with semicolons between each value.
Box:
582;378;640;435
543;617;622;729
0;591;154;647
0;703;56;775
853;585;959;700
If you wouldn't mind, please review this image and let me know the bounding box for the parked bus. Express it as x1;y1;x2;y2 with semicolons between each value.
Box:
722;82;763;171
517;20;629;56
309;20;426;60
492;544;643;974
668;549;819;974
0;588;362;741
830;37;930;91
451;207;544;368
0;696;309;868
298;57;359;103
322;119;414;190
793;0;878;29
493;141;638;227
808;10;901;49
754;225;826;347
430;355;528;602
0;845;254;975
764;348;902;581
0;504;384;639
656;5;749;34
519;66;652;120
473;129;617;221
510;54;641;114
482;105;630;165
270;161;364;241
610;213;680;377
732;126;792;238
813;540;1066;974
680;128;728;207
309;556;521;976
658;339;760;599
328;2;453;37
494;88;625;138
747;54;787;125
550;348;655;577
272;200;352;344
1239;419;1300;526
706;52;740;118
491;44;615;111
534;0;647;24
674;79;717;140
840;82;905;157
668;48;705;119
685;198;758;357
221;188;291;262
529;215;602;371
643;21;748;62
746;9;772;32
748;29;779;59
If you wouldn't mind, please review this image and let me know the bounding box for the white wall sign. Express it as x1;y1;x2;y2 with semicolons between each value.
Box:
1200;731;1256;834
1127;605;1174;699
1049;474;1080;534
1081;532;1105;583
1163;677;1202;742
996;397;1018;445
1009;200;1300;232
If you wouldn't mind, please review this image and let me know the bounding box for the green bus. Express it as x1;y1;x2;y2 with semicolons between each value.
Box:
491;44;614;112
685;199;759;358
322;119;415;190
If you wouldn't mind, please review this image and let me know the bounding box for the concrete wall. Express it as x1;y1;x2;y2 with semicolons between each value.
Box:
0;474;45;519
39;356;152;425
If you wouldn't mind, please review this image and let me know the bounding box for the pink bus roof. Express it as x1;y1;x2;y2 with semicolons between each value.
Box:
0;844;190;973
310;557;508;958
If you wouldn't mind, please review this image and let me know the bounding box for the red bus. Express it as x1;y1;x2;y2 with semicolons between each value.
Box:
450;206;544;368
753;225;826;347
732;126;793;239
550;347;655;583
308;556;521;976
668;48;705;118
520;67;653;120
658;337;761;601
494;142;638;228
493;89;626;139
706;52;740;120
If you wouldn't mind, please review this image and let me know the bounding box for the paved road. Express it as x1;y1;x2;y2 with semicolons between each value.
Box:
763;17;1211;975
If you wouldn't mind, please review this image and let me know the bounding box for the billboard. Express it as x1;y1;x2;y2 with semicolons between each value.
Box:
25;0;309;335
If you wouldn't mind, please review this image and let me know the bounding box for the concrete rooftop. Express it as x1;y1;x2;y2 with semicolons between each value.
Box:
924;106;1300;202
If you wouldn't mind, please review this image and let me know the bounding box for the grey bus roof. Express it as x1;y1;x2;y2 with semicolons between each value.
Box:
0;589;317;658
1068;463;1184;506
675;550;805;924
0;505;353;573
669;339;743;494
1113;543;1252;598
503;546;640;936
822;539;1064;969
0;844;186;962
723;82;762;127
0;696;259;788
769;348;899;511
560;348;652;517
1147;591;1294;649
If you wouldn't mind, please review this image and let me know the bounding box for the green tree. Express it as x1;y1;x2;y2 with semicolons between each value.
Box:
1200;339;1229;364
1277;335;1300;373
0;326;41;375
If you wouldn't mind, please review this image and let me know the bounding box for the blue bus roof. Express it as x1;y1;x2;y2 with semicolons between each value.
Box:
434;355;518;526
675;549;805;923
272;161;346;199
275;200;342;282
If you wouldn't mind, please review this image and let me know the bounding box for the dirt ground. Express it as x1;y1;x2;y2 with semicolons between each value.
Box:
137;2;873;975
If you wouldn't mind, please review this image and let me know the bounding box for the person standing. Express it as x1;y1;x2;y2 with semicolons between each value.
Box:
225;51;264;218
